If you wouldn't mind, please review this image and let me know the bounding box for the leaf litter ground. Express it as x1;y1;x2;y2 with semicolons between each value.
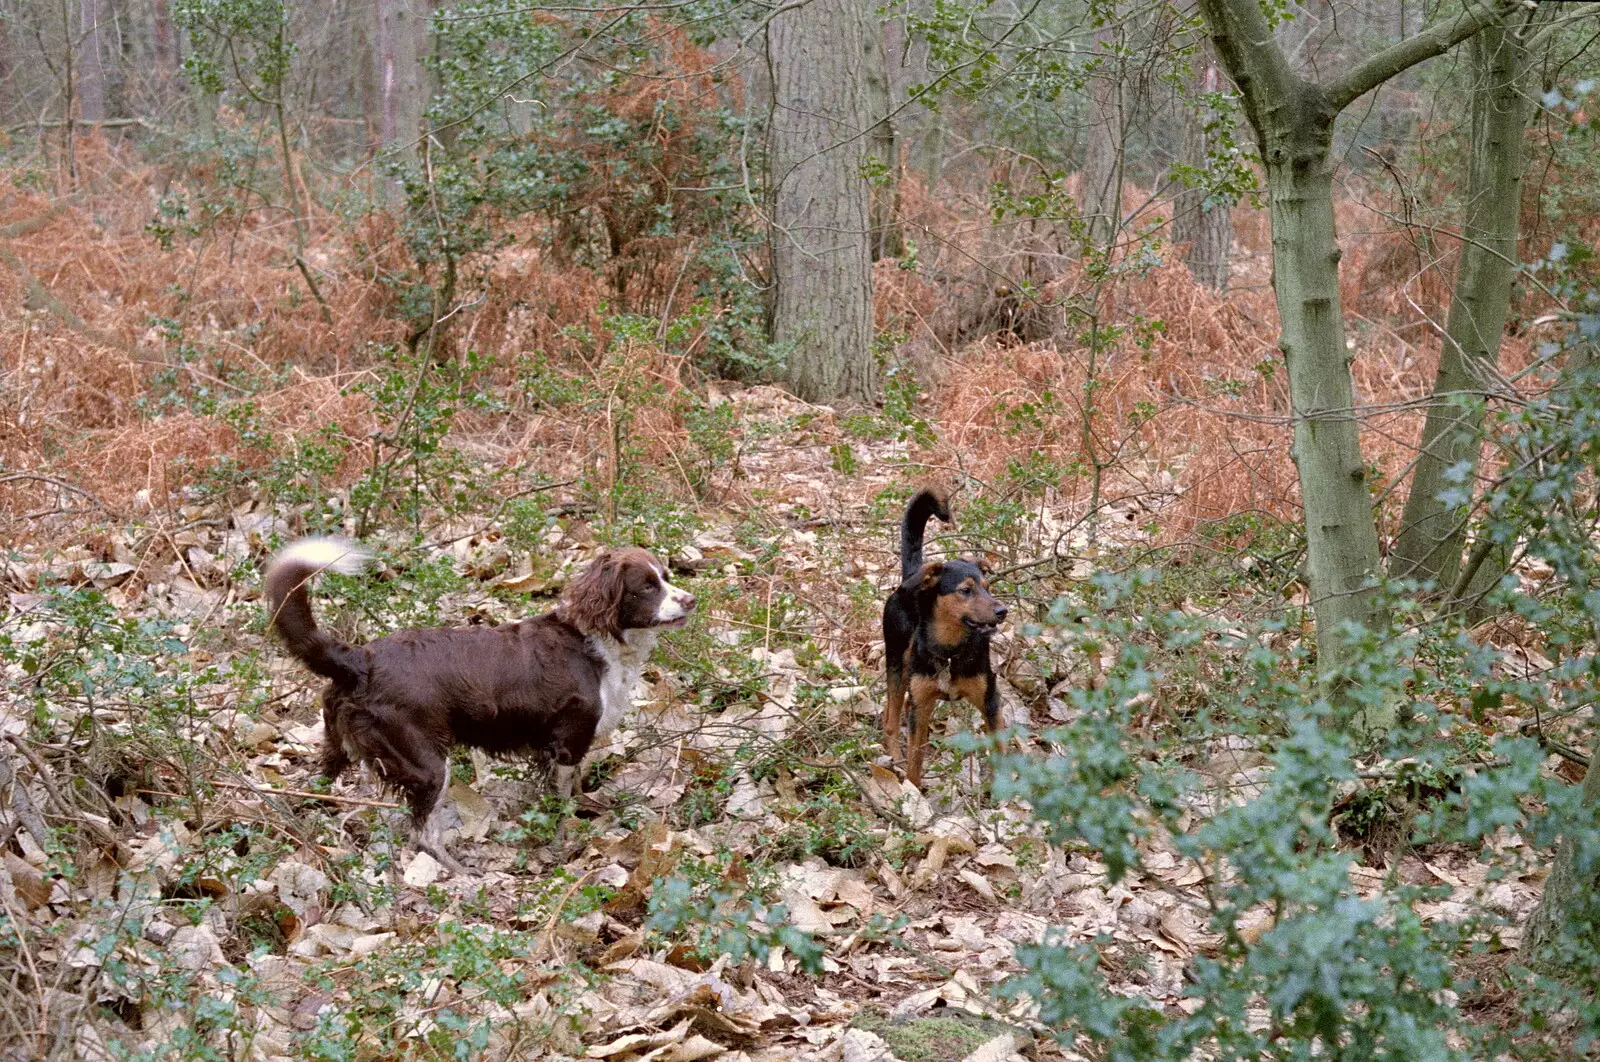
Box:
0;382;1561;1062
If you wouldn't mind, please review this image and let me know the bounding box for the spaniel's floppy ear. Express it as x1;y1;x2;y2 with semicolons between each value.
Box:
972;554;994;577
563;550;625;637
902;561;944;593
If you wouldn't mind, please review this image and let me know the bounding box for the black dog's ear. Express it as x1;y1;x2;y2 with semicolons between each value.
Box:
973;554;994;577
903;561;944;593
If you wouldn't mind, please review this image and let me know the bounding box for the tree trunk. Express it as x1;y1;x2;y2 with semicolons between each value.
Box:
863;17;901;261
1172;42;1231;292
106;0;128;120
1266;90;1388;686
179;18;220;137
60;0;77;183
1198;0;1521;690
1081;20;1124;248
1525;700;1600;968
0;10;12;123
768;0;877;404
375;0;424;177
152;0;176;83
1389;12;1548;593
77;0;106;123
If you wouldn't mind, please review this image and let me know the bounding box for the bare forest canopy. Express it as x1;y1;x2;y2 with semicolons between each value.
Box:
5;1;1600;1060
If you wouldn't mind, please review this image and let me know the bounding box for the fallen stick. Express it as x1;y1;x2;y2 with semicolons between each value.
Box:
140;781;400;810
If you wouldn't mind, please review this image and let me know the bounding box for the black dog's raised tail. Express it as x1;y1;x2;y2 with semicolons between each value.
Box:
264;538;372;687
900;488;952;584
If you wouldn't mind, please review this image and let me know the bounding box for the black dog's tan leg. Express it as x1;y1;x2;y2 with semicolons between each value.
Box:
952;672;1001;790
906;675;941;789
950;674;1000;737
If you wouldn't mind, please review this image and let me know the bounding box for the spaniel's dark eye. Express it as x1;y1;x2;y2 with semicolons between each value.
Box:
960;585;972;596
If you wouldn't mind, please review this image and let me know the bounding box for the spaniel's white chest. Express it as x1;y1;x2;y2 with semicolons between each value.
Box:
591;630;659;739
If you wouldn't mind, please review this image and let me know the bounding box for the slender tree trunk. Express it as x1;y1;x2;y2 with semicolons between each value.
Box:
375;0;423;182
1524;740;1600;966
862;17;901;260
1172;42;1231;291
108;0;128;119
60;0;77;184
1389;11;1548;593
768;0;877;404
1265;93;1388;683
152;0;176;84
1081;21;1125;247
1198;0;1521;691
0;11;12;124
77;0;106;124
1524;393;1600;964
882;0;941;188
181;19;219;137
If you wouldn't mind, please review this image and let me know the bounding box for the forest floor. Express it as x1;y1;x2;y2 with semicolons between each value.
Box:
0;155;1576;1061
0;376;1561;1062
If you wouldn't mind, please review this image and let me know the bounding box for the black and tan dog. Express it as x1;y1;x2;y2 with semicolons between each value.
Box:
882;489;1008;788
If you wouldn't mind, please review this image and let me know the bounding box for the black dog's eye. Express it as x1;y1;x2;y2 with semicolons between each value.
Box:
960;585;972;596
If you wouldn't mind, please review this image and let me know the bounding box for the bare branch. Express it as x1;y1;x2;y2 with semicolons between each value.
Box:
1325;0;1524;112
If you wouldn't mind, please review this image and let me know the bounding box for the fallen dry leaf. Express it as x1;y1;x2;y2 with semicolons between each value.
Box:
4;851;50;910
602;930;646;964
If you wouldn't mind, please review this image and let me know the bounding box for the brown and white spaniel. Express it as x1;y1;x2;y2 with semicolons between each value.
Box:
264;538;695;872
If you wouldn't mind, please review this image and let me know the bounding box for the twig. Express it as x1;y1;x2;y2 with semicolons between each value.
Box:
294;255;334;324
533;868;598;962
213;780;402;810
5;117;155;132
4;734;115;844
0;472;117;516
139;782;400;810
1518;720;1591;770
134;790;347;870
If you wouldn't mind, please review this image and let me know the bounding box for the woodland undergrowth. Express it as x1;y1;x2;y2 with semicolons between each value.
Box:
1;142;1599;1061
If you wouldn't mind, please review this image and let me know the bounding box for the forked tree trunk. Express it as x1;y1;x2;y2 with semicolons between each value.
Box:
768;0;877;404
1172;43;1231;292
1261;90;1388;684
1390;10;1550;593
1197;0;1521;691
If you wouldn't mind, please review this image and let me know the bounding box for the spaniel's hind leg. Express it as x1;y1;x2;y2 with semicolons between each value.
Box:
319;693;353;781
353;705;465;875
